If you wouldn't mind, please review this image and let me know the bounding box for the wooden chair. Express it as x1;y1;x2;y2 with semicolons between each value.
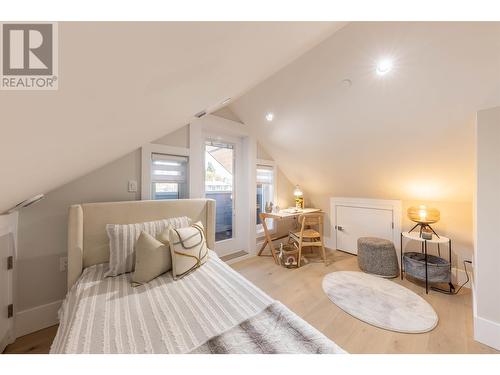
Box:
288;212;326;267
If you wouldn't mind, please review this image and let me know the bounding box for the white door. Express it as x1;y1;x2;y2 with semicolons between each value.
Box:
335;205;394;255
204;135;245;257
0;214;15;352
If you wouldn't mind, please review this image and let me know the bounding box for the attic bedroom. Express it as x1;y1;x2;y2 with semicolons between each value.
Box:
1;1;500;372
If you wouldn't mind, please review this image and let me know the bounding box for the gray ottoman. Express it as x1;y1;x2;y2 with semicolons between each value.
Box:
357;237;399;278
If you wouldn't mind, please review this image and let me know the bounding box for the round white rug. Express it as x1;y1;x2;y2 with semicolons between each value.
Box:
322;271;438;333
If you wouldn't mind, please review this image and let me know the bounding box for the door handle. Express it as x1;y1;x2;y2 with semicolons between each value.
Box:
336;225;344;231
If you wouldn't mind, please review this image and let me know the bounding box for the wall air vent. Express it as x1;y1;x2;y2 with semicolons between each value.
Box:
195;110;207;118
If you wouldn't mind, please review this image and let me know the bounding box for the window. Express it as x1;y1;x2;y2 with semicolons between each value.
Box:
205;141;234;242
256;163;276;234
150;153;189;200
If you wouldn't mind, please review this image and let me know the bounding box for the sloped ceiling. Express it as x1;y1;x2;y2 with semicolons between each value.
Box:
230;22;500;203
0;21;345;212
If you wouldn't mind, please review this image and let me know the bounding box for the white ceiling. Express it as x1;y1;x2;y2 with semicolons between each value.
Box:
230;22;500;203
0;21;345;212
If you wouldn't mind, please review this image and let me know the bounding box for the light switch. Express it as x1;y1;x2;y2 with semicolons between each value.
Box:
128;180;138;193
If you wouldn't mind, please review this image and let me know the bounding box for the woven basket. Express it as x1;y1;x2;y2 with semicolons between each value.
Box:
403;252;450;283
279;243;299;268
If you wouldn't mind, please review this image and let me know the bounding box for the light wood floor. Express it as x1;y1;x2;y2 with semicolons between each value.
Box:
3;250;498;354
3;325;58;354
231;250;498;354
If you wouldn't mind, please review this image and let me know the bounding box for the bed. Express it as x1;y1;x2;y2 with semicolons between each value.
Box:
51;199;344;354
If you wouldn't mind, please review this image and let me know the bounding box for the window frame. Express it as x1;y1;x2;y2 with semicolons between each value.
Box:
141;143;190;200
256;159;277;237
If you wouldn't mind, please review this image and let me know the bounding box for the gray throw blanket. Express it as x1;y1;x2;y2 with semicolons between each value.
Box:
190;302;345;354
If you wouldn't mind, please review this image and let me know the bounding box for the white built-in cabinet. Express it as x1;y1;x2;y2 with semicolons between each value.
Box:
331;198;401;256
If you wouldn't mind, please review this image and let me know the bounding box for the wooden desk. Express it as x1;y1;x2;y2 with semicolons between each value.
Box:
258;208;321;263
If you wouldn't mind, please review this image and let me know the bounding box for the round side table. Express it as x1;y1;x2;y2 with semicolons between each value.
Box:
400;231;455;294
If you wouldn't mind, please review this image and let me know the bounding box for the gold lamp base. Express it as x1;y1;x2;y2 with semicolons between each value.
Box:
408;222;440;239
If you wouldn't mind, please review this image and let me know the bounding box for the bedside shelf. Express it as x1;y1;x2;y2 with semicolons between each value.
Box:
400;231;454;294
401;231;450;244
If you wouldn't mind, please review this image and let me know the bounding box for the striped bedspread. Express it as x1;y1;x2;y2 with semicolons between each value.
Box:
51;251;273;354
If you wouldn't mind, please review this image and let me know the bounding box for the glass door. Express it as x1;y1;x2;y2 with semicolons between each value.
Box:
204;140;234;242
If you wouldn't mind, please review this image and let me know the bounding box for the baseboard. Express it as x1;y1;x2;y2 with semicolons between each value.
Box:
15;299;62;338
224;253;254;265
474;314;500;350
0;328;15;353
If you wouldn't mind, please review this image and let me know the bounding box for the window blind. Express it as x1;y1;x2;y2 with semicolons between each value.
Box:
151;153;188;183
256;165;274;184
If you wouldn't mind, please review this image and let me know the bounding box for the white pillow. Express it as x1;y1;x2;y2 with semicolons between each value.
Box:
169;221;208;280
105;216;190;277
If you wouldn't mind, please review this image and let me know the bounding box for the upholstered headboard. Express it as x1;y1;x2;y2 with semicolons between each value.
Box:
67;199;216;289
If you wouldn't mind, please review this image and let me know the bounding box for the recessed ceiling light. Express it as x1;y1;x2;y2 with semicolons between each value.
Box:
376;59;393;76
265;112;274;122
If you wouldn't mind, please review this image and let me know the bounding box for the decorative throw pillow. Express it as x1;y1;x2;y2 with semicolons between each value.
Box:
105;216;190;277
156;226;171;246
131;231;172;286
169;221;208;280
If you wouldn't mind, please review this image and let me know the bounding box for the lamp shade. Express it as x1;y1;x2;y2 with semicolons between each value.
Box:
407;205;440;224
293;185;303;197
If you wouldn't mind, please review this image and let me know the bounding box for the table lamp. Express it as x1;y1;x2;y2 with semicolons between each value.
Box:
407;205;440;238
293;185;303;209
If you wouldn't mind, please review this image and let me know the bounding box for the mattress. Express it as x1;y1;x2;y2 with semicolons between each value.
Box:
51;251;273;354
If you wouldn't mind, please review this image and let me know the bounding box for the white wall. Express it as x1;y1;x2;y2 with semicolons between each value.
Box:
17;150;142;311
212;107;243;124
474;105;500;350
256;143;297;242
152;126;190;148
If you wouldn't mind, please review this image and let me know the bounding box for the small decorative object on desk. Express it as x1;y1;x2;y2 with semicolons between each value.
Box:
293;185;304;209
265;202;273;213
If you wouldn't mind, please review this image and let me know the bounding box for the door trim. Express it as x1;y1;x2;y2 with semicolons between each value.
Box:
330;197;402;253
203;133;244;257
190;115;256;259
